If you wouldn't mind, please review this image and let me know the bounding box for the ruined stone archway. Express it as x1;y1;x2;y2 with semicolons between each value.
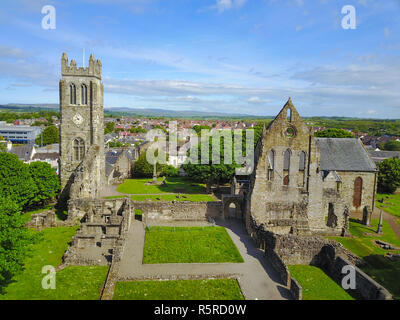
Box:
222;195;243;220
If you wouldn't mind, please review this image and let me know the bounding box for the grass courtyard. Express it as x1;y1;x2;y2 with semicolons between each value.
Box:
0;226;109;300
116;177;207;194
331;218;400;300
288;265;355;300
143;226;244;264
376;193;400;218
109;177;216;202
113;279;244;300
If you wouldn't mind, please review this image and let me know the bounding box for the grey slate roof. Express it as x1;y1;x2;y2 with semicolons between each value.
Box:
315;138;377;172
368;150;400;163
8;145;34;161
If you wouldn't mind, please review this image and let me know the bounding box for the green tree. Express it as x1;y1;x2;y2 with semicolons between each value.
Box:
314;128;355;138
0;153;37;210
377;158;400;194
381;140;400;151
0;198;33;291
132;152;165;178
0;135;5;152
35;125;59;146
161;165;179;177
104;122;115;134
29;162;60;207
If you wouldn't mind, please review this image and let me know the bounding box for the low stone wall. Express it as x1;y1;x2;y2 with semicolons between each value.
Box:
290;278;302;300
329;256;392;300
266;249;290;287
132;201;223;222
249;216;392;300
25;211;76;230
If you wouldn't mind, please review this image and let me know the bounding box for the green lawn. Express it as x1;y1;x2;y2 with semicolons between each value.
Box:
116;177;206;194
288;265;355;300
376;193;400;218
113;279;244;300
143;226;244;264
0;226;109;300
331;219;400;258
131;194;215;202
331;219;400;300
21;205;54;223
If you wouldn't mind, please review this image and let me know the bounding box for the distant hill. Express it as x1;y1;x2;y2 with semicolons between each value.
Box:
103;107;265;119
0;104;59;112
0;104;265;119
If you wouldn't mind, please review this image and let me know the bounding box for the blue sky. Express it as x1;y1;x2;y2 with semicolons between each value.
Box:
0;0;400;118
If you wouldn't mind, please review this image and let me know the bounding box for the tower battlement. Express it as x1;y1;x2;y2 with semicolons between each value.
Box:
61;52;102;79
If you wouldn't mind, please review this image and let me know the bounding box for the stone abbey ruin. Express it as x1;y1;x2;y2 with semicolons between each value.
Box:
55;53;391;300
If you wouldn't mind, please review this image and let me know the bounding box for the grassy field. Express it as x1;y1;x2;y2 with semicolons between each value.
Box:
143;226;244;264
116;177;207;194
130;194;215;202
331;218;400;300
288;265;355;300
331;218;400;258
113;279;244;300
376;193;400;218
0;226;109;300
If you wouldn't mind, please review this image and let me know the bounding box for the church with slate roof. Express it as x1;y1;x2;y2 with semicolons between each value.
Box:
237;99;378;236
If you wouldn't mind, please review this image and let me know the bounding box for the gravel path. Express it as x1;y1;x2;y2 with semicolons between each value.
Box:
117;219;291;300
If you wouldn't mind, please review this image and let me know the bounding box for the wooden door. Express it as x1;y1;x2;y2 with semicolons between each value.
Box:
353;177;363;209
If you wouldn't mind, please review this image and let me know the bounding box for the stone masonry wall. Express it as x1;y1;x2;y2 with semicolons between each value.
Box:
338;171;377;212
132;200;223;222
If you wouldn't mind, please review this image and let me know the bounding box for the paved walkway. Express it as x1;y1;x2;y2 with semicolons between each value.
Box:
117;219;291;300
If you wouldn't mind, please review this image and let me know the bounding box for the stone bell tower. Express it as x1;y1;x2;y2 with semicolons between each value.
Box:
59;52;105;194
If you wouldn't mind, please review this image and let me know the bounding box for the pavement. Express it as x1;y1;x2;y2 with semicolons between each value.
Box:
117;219;291;300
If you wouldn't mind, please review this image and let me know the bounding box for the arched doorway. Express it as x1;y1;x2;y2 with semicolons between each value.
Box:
353;177;363;210
228;202;237;218
223;197;243;220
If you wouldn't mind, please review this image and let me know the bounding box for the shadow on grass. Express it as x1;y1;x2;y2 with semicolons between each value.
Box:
361;254;400;300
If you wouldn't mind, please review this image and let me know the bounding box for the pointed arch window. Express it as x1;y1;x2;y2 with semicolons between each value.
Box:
73;138;85;161
70;83;76;104
267;149;275;180
283;149;291;171
287;108;292;122
299;151;306;171
81;84;87;105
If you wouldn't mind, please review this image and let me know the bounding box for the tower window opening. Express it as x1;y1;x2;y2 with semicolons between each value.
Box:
70;83;76;104
73;138;85;161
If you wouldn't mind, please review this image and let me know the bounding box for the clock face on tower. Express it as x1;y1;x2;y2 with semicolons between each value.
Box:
72;113;84;126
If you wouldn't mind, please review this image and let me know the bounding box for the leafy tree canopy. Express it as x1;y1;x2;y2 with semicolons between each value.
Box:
314;128;355;138
0;153;37;209
380;140;400;151
29;162;60;207
377;157;400;194
0;198;33;291
35;125;59;146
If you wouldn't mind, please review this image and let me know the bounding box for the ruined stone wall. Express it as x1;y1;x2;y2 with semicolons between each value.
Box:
63;198;131;266
132;201;223;222
248;217;392;300
69;145;103;200
337;171;377;212
248;100;326;235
